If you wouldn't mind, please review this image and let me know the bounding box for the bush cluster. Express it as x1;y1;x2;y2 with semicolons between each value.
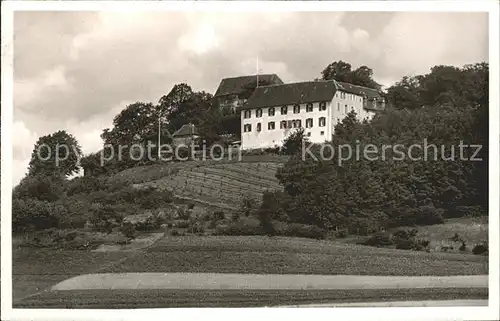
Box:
362;228;430;251
472;242;488;255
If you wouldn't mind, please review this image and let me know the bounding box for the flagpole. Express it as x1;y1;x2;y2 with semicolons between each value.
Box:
256;56;259;87
157;112;161;160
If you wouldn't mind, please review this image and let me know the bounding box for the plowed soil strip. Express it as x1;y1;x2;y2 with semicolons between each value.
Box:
16;288;488;308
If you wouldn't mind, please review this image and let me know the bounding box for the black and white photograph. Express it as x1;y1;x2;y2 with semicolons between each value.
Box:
1;1;499;320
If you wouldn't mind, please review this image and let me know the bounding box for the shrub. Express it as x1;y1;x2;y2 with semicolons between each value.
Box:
60;198;94;228
134;217;156;232
173;220;190;229
472;242;488;255
171;229;180;236
258;210;276;236
13;174;66;202
413;239;430;251
284;223;326;240
282;129;308;156
231;212;240;222
394;238;414;250
459;241;467;252
190;222;205;234
239;197;255;217
135;187;173;209
89;205;123;233
391;228;429;251
177;207;191;220
65;176;110;196
12;198;66;232
20;229;102;250
393;228;418;240
208;220;217;229
213;211;225;221
450;233;463;243
120;222;136;240
271;221;289;236
395;238;429;251
335;229;349;238
258;191;289;222
362;232;394;247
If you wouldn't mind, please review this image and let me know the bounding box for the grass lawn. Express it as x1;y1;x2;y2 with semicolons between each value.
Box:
16;288;488;308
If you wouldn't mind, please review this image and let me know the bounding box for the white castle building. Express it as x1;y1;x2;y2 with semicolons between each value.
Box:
240;79;386;150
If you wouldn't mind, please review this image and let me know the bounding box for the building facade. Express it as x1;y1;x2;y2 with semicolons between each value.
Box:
240;80;385;150
172;123;199;146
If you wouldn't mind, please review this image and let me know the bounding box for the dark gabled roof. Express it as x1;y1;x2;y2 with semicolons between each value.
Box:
214;74;284;97
334;81;385;111
335;81;383;100
241;80;337;110
172;124;198;137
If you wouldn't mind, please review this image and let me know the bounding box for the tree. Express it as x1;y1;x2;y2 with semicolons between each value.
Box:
321;60;352;82
158;83;194;117
386;76;422;110
386;62;488;110
165;92;212;133
101;102;157;147
321;61;381;90
282;128;309;155
158;83;213;133
28;130;82;177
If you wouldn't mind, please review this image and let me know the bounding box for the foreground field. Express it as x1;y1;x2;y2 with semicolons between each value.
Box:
12;248;135;301
13;235;488;307
100;236;487;276
16;288;488;308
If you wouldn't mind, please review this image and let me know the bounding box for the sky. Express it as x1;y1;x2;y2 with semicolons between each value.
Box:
12;11;488;185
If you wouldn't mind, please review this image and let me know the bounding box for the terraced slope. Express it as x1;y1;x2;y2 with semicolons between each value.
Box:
135;162;283;209
110;157;287;210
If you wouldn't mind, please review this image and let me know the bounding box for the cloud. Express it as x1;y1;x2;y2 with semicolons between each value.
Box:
12;121;39;184
377;12;488;78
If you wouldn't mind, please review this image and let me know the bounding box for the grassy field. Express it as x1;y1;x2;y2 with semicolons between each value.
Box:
409;216;488;252
13;235;488;307
16;288;488;308
100;236;488;276
12;247;136;301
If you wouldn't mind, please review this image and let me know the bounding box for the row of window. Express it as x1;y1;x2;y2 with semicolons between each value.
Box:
336;102;362;114
243;102;327;119
337;91;363;102
243;117;327;132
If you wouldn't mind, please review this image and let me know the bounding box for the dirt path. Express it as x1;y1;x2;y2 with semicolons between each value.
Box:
51;273;488;291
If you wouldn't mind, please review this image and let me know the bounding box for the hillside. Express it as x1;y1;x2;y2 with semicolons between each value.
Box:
110;156;287;210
